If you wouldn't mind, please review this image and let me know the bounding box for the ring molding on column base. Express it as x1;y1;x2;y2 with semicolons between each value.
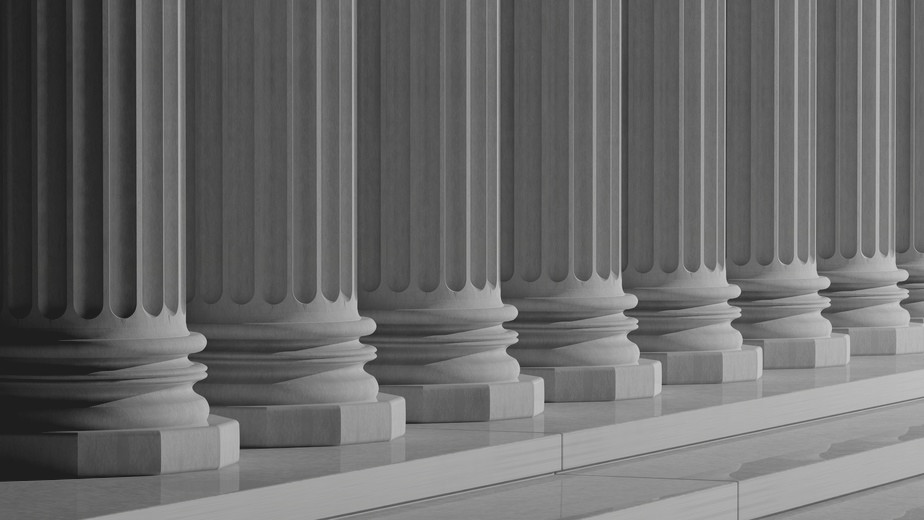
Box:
519;359;662;402
209;394;405;448
743;333;851;369
640;346;763;385
832;323;924;355
379;375;544;423
0;415;239;479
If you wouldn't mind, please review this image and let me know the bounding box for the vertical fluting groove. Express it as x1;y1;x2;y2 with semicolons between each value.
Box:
35;0;68;319
320;0;342;302
141;0;165;316
341;0;355;299
164;0;180;314
293;0;319;303
357;0;380;293
71;0;105;319
499;0;514;283
2;1;36;318
108;0;137;319
470;0;488;290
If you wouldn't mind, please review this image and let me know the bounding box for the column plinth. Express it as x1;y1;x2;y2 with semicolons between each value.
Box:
357;0;543;422
186;0;404;447
726;0;850;368
623;0;762;384
498;0;660;402
816;0;924;355
897;0;924;323
0;0;238;477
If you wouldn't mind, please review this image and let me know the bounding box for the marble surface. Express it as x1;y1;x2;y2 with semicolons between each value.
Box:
417;355;924;467
767;475;924;519
3;355;924;520
569;399;924;519
0;428;559;520
346;475;736;520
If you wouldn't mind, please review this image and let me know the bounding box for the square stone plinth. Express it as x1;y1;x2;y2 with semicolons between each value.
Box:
211;393;406;448
833;323;924;355
380;375;545;423
0;415;239;479
520;359;662;402
641;345;764;385
744;333;851;369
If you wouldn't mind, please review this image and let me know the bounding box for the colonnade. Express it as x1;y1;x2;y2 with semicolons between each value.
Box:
1;0;921;477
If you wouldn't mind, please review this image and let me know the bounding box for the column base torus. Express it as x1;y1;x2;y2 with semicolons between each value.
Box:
210;394;406;448
743;333;851;369
520;359;662;402
640;345;764;385
380;375;544;423
0;415;239;478
832;322;924;355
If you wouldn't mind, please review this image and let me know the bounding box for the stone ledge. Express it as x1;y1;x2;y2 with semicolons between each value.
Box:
0;415;239;478
381;375;545;423
833;322;924;355
641;345;764;384
211;393;406;448
744;333;851;369
521;359;662;402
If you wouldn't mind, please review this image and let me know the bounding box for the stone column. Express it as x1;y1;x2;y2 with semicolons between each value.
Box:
623;0;763;384
357;0;543;422
186;0;404;447
816;0;924;354
498;0;661;402
0;0;238;477
726;0;851;368
896;0;924;321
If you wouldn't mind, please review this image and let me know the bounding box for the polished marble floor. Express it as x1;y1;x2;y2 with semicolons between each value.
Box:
767;476;924;519
3;355;924;520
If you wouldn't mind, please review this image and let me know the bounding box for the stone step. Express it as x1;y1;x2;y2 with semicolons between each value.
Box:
763;474;924;519
567;399;924;519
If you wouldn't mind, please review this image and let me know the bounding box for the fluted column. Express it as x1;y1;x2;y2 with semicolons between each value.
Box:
726;0;850;368
896;0;924;321
816;0;924;354
623;0;762;384
186;0;404;447
498;0;661;402
357;0;543;422
0;0;238;477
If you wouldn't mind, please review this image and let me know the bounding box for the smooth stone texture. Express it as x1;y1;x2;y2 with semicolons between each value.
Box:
766;473;924;519
0;428;560;520
3;356;924;519
0;416;239;479
381;375;544;423
833;322;924;355
569;399;924;519
415;354;924;469
745;333;851;369
211;394;405;448
521;359;662;403
349;474;736;520
641;345;764;384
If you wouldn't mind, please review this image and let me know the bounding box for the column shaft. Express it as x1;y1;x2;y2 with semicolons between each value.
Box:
499;0;661;401
357;0;543;422
186;0;404;447
623;0;762;384
816;0;924;354
896;0;924;320
0;0;238;477
726;0;850;368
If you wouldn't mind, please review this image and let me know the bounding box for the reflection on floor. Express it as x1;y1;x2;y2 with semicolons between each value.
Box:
3;355;924;519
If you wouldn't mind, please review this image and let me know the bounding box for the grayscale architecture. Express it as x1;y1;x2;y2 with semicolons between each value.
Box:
3;0;924;518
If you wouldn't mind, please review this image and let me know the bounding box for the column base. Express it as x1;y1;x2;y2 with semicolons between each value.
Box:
832;322;924;355
743;333;851;369
0;415;239;478
520;359;662;402
211;394;406;448
380;375;544;423
641;345;763;385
